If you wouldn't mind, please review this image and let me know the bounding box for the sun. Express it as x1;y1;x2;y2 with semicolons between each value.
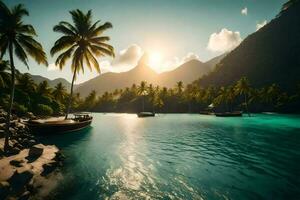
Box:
148;52;162;70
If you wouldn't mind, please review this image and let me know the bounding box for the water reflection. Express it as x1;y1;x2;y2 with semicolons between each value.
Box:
104;115;157;199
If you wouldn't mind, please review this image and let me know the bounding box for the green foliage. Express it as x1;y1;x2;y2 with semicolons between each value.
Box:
13;103;28;116
35;104;53;116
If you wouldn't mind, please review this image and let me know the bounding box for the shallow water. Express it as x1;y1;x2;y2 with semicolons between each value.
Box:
40;113;300;200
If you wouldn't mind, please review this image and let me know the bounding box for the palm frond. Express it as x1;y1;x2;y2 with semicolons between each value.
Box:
18;34;48;65
50;35;77;56
53;23;76;36
14;40;29;69
55;45;76;70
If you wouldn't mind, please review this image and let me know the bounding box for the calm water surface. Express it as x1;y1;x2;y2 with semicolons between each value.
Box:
41;113;300;200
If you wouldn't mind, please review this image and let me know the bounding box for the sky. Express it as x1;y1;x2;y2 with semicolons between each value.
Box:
3;0;286;83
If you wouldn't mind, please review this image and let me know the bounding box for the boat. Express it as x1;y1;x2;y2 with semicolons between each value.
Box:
137;112;155;118
24;113;93;134
199;111;214;115
215;111;243;117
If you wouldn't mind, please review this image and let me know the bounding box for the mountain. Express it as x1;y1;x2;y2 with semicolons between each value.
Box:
196;2;300;92
28;74;73;91
75;54;221;97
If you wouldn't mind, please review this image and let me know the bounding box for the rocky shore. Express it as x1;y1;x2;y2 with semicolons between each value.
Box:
0;109;63;200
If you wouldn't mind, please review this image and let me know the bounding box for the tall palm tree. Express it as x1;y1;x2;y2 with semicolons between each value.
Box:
0;2;47;152
53;82;67;103
0;60;10;89
137;81;148;112
175;81;184;94
51;9;114;119
235;77;251;116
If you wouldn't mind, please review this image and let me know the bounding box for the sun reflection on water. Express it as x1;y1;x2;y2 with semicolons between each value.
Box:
105;114;157;199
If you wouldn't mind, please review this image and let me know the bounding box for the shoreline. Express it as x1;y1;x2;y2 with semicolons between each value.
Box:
0;111;63;200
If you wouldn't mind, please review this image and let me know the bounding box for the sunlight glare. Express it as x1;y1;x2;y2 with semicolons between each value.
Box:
148;52;162;71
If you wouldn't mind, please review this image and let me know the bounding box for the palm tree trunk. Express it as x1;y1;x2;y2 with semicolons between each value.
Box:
142;95;145;112
4;43;15;153
65;66;77;119
244;93;250;117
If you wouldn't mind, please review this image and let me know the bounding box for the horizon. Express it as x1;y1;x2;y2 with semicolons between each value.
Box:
3;0;285;83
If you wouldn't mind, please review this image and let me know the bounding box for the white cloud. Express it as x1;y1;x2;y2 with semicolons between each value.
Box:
101;44;143;72
207;28;242;53
182;52;200;63
256;20;267;31
241;7;248;15
112;44;143;67
47;63;59;71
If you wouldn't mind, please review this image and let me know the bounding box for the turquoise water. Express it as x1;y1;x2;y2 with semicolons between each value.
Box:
41;113;300;200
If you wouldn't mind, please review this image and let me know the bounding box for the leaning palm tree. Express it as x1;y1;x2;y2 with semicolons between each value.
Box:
234;77;251;116
51;9;114;119
0;2;48;152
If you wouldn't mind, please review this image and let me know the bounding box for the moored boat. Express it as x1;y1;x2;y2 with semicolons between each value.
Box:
137;112;155;118
24;113;93;134
215;111;243;117
199;111;214;115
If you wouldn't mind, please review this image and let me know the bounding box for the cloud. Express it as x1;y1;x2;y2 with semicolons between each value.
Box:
256;20;267;31
112;44;143;67
241;7;248;15
101;44;143;72
207;28;242;52
182;52;200;63
47;63;59;71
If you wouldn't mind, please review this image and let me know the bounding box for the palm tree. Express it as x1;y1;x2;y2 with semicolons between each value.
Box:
226;86;236;111
234;77;251;116
37;81;52;97
213;86;228;110
51;9;114;119
137;81;148;112
0;60;10;89
53;82;67;103
175;81;184;94
0;2;47;152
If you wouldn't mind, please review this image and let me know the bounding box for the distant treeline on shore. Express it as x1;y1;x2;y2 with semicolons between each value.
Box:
1;72;299;115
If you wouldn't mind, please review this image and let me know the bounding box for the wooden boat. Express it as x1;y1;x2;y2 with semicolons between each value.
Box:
199;111;214;115
215;111;243;117
137;112;155;118
24;113;93;134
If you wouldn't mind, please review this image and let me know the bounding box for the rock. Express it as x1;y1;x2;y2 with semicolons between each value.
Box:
8;147;20;156
0;130;4;138
10;159;24;167
0;123;5;129
0;117;5;123
9;127;16;135
0;181;10;199
41;162;58;176
28;139;36;147
26;146;43;162
19;190;30;200
25;112;35;119
22;138;29;147
8;170;33;193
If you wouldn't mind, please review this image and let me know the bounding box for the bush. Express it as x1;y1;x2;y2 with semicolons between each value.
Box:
13;103;28;116
51;100;65;116
35;104;53;116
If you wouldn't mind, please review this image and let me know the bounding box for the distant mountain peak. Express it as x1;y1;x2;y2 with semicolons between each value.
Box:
138;53;150;66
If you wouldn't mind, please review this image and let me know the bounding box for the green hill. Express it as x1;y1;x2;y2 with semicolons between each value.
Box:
196;1;300;92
